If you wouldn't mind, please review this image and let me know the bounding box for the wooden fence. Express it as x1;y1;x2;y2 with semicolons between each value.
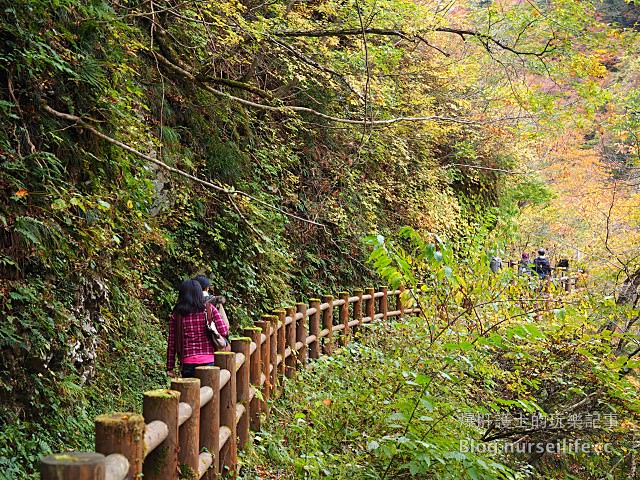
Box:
505;262;580;291
40;286;421;479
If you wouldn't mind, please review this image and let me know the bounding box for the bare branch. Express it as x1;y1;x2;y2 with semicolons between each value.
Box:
151;51;494;127
41;103;326;228
444;163;528;175
277;27;556;58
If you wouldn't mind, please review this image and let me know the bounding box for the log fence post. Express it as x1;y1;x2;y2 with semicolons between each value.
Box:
296;303;308;366
215;352;237;475
352;288;363;337
195;366;220;480
322;295;334;355
232;337;251;449
308;298;321;359
142;389;180;480
263;314;278;395
396;285;405;320
41;452;106;480
365;287;375;325
285;306;297;378
256;319;271;415
94;412;144;480
339;291;350;345
171;378;201;478
274;309;286;388
245;326;263;431
379;286;388;321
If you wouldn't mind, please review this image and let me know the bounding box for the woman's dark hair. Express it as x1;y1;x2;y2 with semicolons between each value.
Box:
173;279;205;316
193;275;210;291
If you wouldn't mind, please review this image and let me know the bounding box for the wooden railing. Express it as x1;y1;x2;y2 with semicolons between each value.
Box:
505;262;580;292
40;286;421;479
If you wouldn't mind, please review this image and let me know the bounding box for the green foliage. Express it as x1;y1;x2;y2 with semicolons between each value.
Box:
0;0;619;476
242;228;639;479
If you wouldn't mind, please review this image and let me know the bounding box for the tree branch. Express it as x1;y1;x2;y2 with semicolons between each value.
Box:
151;51;490;126
41;103;326;227
277;27;556;58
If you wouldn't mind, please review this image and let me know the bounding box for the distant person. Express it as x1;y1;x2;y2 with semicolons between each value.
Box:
518;252;531;275
557;258;569;270
490;255;503;273
167;279;229;378
533;249;552;280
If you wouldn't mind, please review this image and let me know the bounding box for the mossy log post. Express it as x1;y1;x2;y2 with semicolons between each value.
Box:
308;298;321;359
352;289;363;337
322;295;334;355
365;287;375;324
296;303;308;366
232;337;251;448
396;285;405;320
195;366;220;480
339;291;350;346
285;306;297;378
142;389;180;480
255;319;271;414
270;314;281;393
245;326;263;431
214;352;237;474
41;452;106;480
171;378;201;478
94;412;144;479
379;286;388;321
274;309;287;389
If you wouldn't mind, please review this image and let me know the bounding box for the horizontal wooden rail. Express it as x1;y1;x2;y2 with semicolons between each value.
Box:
144;421;168;457
219;425;232;449
235;352;246;371
220;368;231;388
43;285;424;479
106;454;128;480
200;386;213;407
178;402;192;427
197;452;213;478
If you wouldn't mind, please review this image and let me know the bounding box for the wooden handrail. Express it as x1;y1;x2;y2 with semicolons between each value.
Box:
178;402;192;427
44;285;421;479
144;421;169;456
105;453;129;480
200;386;214;407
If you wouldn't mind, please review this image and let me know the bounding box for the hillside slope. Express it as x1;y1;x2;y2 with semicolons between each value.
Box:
0;0;611;476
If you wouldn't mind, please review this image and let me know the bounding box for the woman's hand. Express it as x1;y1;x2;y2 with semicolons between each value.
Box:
167;370;176;378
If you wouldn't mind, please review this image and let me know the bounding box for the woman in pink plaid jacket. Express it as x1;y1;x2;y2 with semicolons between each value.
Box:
166;279;229;378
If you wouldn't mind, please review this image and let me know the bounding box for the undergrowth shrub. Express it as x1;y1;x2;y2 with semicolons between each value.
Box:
239;228;639;479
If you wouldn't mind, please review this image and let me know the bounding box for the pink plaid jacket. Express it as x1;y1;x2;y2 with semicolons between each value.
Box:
167;304;229;371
